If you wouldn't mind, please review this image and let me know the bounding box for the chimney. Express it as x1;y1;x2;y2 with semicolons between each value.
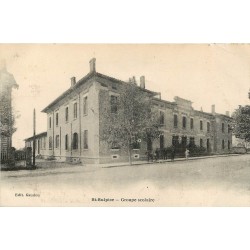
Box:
211;104;215;115
140;76;145;89
226;111;230;116
89;58;96;73
71;77;76;87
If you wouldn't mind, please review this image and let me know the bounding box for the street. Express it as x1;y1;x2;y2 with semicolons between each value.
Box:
1;154;250;206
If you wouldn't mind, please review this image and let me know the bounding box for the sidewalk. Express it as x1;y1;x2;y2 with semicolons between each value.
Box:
98;153;243;169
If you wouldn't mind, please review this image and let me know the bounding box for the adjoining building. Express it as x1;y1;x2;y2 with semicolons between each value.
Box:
24;132;47;157
0;61;18;161
24;58;233;163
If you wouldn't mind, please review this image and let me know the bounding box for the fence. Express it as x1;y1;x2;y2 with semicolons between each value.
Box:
1;147;31;165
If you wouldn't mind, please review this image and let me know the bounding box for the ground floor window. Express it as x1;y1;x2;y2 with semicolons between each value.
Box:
55;135;59;148
172;136;179;146
200;138;203;148
147;136;152;151
189;137;195;146
65;134;68;150
83;130;88;149
228;140;230;150
73;132;78;150
222;139;225;149
159;135;164;149
207;139;210;151
49;136;52;149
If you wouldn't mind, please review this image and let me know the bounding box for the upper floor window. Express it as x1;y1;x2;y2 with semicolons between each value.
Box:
222;123;225;133
83;96;88;115
159;111;165;125
49;117;52;129
72;132;78;150
174;114;178;128
65;107;69;122
56;112;59;126
73;102;77;119
207;122;210;132
200;120;203;131
182;116;187;129
190;118;194;130
110;95;118;114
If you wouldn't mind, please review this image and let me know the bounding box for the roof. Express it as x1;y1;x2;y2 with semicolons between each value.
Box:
42;71;158;113
24;132;47;142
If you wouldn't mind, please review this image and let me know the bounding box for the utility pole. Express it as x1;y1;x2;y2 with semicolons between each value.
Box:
33;108;36;168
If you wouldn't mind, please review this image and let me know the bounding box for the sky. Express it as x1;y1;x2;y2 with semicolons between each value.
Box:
0;44;250;149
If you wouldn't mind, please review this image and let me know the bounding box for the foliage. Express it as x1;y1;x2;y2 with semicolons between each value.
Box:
232;105;250;143
100;83;161;164
0;94;18;137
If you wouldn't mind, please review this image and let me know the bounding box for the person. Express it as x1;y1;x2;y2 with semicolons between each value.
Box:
170;146;175;161
185;148;190;160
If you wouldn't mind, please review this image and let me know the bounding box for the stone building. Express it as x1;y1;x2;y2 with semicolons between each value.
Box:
25;58;233;163
0;61;18;161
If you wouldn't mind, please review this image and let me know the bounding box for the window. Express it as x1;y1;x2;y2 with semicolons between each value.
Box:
222;123;225;133
83;96;88;115
147;136;152;151
65;107;69;122
72;133;78;150
228;140;230;150
49;136;52;149
222;139;225;149
190;137;195;146
160;135;164;149
181;136;187;147
200;138;203;147
200;120;203;131
174;114;178;128
172;136;179;146
49;117;52;129
207;122;210;132
65;134;68;150
83;130;88;149
111;141;120;150
159;111;165;125
43;138;46;149
228;124;230;133
207;139;210;150
190;118;194;130
110;95;118;113
56;113;59;126
55;135;59;148
182;116;187;129
73;102;77;119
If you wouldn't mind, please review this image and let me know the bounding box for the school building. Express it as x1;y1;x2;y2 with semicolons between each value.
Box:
24;58;233;164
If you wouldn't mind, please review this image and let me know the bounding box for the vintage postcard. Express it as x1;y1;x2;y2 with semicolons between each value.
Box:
1;44;250;206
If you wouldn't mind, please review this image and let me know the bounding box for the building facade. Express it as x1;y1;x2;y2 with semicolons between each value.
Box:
25;58;233;163
0;61;18;161
24;132;47;157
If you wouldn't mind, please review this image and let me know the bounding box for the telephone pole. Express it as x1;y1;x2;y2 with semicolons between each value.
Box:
33;108;36;168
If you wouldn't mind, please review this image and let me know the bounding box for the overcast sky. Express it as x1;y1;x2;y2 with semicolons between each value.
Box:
1;44;250;149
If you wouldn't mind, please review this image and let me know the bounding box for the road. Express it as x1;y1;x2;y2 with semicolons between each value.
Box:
1;154;250;206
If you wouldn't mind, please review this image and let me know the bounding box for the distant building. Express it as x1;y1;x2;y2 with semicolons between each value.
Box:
0;61;18;160
24;132;47;156
24;58;233;163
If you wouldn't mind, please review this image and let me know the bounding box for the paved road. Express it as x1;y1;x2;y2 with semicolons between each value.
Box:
1;154;250;206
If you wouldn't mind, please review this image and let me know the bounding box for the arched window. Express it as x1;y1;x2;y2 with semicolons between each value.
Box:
72;133;78;149
49;136;52;149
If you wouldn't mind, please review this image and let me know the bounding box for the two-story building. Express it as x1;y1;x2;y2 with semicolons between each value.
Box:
24;58;233;164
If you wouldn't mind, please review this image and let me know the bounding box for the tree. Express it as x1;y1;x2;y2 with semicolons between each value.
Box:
231;105;250;147
100;82;161;165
